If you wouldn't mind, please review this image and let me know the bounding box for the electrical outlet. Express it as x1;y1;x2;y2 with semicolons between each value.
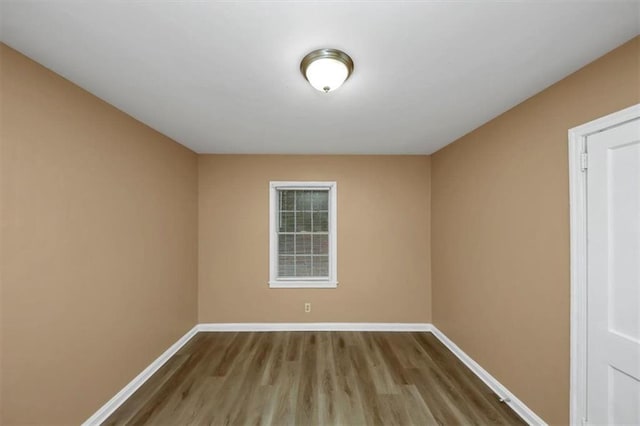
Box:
304;302;311;313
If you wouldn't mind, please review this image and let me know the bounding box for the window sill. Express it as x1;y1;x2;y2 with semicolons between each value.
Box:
269;280;338;289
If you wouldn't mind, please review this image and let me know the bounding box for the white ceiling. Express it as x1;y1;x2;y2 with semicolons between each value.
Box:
1;1;638;154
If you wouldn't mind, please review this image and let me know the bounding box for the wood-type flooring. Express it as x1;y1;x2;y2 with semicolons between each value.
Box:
104;331;526;425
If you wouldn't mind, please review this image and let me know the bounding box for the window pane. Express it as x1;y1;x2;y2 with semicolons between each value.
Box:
312;234;328;255
296;191;312;210
296;211;312;232
279;212;295;232
312;191;329;211
312;212;328;232
279;234;294;255
279;256;295;277
295;234;312;254
296;256;312;276
279;190;295;211
312;256;329;277
272;184;334;284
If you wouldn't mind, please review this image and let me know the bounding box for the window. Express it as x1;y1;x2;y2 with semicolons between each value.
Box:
269;181;337;288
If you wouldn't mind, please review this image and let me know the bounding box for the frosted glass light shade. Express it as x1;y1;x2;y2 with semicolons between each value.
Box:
300;49;354;93
305;58;348;92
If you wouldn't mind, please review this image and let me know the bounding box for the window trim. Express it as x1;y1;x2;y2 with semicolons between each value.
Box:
269;181;338;289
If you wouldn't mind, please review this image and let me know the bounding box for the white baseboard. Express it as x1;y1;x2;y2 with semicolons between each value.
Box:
430;325;547;426
197;322;433;332
83;322;545;426
81;325;200;426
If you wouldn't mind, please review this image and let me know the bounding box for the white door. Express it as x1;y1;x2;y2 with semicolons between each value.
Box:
586;117;640;425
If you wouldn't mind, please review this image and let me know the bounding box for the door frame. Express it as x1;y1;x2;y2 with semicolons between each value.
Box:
568;103;640;426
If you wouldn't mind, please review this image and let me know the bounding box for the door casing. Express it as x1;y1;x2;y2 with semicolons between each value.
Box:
568;103;640;426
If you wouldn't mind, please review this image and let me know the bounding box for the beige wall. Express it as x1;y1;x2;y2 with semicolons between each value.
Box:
198;155;431;323
2;31;638;426
431;36;640;425
0;44;199;424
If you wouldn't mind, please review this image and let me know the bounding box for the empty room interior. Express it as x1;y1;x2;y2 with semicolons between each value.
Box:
1;1;639;425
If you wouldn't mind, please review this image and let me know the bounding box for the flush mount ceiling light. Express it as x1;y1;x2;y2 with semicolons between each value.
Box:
300;48;354;93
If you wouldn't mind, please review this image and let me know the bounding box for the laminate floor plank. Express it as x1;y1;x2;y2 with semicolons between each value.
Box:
103;353;190;426
411;333;524;425
103;332;527;426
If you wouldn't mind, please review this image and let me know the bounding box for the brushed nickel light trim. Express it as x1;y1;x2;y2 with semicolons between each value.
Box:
300;48;354;93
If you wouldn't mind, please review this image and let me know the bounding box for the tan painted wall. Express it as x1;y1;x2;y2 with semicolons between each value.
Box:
431;36;640;425
198;155;431;323
3;31;637;425
0;44;199;424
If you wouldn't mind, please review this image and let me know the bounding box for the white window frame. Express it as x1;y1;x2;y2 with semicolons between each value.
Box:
269;181;338;288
